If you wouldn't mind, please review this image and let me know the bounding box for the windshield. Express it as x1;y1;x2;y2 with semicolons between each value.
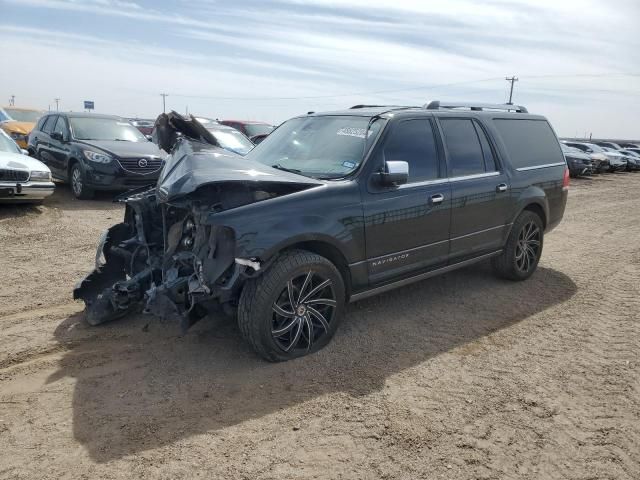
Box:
4;108;43;123
245;115;383;179
0;130;21;154
245;123;274;137
70;117;147;142
209;128;255;155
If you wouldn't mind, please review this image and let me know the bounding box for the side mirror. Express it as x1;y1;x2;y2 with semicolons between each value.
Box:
381;160;409;186
21;149;29;155
145;135;153;141
51;132;64;142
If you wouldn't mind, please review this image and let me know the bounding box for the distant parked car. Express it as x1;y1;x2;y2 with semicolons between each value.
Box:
561;144;593;177
594;141;623;150
599;146;628;172
0;107;44;149
220;120;274;143
618;149;640;171
562;141;610;173
204;123;255;155
129;119;155;136
28;113;167;199
0;129;54;203
619;143;640;149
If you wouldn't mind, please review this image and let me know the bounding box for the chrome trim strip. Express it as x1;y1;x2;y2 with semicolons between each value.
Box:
516;162;566;172
448;171;500;182
349;250;502;303
450;224;508;241
398;178;449;189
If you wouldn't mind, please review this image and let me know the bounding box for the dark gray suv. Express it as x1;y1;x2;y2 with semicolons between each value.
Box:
75;103;569;361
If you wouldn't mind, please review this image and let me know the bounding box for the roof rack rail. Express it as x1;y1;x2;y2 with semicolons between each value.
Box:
424;101;528;113
349;104;414;109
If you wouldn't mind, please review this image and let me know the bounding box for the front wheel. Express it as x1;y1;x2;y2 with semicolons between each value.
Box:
238;249;345;362
70;164;94;199
492;210;544;281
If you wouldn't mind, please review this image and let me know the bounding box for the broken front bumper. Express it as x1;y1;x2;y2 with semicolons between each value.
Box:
73;205;260;331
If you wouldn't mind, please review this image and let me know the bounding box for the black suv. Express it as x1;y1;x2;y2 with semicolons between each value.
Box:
74;103;569;361
28;113;166;199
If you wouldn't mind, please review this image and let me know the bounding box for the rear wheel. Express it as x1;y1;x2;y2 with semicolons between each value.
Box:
492;210;544;281
238;249;345;362
70;163;94;199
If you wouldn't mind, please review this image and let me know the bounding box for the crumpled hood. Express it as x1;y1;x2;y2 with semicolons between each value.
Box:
0;151;50;172
77;140;167;159
0;121;34;135
157;139;322;202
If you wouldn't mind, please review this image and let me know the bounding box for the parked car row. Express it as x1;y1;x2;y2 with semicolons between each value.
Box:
0;107;276;202
561;139;640;177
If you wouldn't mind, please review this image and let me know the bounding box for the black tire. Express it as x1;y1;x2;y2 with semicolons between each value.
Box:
70;163;94;199
492;210;544;281
238;249;345;362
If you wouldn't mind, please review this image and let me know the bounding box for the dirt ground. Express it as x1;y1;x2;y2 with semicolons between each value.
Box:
0;173;638;480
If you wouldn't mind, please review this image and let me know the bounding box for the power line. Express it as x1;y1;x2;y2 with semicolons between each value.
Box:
158;72;640;102
505;76;518;104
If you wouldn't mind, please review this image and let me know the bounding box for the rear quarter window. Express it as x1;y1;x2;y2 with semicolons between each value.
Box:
493;119;564;169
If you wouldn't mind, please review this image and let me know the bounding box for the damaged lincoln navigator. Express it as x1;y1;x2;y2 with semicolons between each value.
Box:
74;102;569;361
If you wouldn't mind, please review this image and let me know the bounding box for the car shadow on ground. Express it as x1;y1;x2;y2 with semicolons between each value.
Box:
49;263;576;462
0;185;122;219
44;183;126;211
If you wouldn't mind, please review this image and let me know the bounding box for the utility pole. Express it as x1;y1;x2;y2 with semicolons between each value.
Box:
160;93;169;113
9;95;15;106
54;98;60;111
505;76;518;104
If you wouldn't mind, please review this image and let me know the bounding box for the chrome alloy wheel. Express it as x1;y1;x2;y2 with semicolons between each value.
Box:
71;167;83;197
271;271;337;352
515;220;541;273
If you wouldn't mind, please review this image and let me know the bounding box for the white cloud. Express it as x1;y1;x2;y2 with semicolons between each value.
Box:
0;0;639;137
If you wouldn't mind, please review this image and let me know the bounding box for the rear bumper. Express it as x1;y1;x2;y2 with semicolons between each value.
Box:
0;181;55;200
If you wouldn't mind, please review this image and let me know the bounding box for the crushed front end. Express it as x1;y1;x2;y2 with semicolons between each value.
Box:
73;186;257;331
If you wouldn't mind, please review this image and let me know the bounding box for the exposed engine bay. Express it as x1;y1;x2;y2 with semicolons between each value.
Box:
73;113;321;331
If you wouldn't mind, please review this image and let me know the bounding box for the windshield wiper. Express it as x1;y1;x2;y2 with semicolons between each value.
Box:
272;164;302;174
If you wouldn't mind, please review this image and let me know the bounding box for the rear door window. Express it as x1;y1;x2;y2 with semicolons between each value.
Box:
440;118;486;177
382;119;440;182
493;119;564;169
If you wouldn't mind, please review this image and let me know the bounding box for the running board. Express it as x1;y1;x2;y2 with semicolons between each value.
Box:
349;250;502;303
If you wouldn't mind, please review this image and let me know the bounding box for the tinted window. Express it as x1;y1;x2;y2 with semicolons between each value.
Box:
473;121;497;171
382;119;439;182
493;119;564;169
440;118;485;176
42;116;56;133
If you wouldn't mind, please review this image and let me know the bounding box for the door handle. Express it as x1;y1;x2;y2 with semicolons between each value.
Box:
496;183;508;193
430;193;444;205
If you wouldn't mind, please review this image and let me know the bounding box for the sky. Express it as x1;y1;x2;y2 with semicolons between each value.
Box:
1;0;639;138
